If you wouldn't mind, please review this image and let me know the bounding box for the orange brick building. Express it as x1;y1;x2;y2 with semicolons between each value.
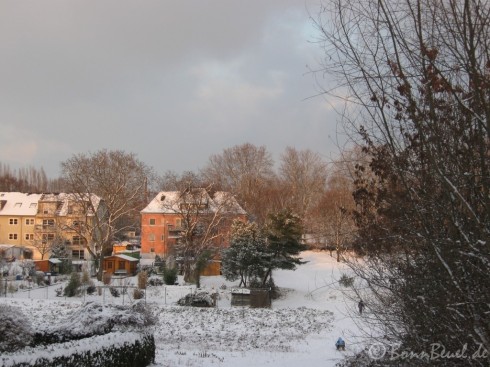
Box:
140;189;247;265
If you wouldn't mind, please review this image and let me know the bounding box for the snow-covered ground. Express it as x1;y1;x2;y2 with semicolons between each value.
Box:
0;251;367;367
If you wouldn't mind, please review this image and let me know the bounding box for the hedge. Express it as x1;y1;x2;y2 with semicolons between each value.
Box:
1;332;155;367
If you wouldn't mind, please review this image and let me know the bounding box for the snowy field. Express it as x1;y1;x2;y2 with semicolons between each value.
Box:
0;251;367;367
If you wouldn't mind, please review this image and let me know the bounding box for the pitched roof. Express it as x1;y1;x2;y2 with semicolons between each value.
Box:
141;189;246;215
0;192;43;216
39;193;102;216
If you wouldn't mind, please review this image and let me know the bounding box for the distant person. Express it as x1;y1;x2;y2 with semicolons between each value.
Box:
358;300;365;315
335;337;345;351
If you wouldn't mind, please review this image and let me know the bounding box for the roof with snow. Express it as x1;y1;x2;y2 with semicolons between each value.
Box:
141;189;246;215
39;193;102;216
105;254;139;262
0;192;43;216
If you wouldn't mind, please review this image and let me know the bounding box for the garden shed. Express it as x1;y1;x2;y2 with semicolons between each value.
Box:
103;254;139;276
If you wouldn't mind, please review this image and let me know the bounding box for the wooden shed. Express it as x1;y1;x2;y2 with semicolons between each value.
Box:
103;254;139;276
34;258;62;274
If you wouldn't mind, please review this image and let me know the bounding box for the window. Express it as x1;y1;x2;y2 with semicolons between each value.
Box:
14;203;22;208
29;203;37;208
175;218;182;228
42;234;55;243
73;220;84;228
118;261;125;270
149;218;156;225
9;233;18;240
9;218;18;225
25;218;34;225
149;234;155;242
25;233;34;240
72;236;86;245
42;219;54;227
107;261;113;269
150;248;155;253
72;250;85;260
161;235;165;241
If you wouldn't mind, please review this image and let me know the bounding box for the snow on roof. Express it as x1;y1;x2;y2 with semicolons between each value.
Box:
141;189;246;215
0;192;43;216
39;192;102;216
49;258;62;264
108;254;139;262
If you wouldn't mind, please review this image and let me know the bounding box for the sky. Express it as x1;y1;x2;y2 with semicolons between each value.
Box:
0;0;342;178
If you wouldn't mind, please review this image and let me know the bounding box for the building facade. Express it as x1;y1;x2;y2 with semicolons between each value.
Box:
140;189;247;261
0;192;102;260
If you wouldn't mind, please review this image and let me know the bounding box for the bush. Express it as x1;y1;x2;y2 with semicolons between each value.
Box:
163;267;178;285
177;292;214;307
137;271;148;290
147;277;163;286
64;272;81;297
102;272;112;285
133;288;145;300
35;271;45;286
86;285;96;295
109;287;120;297
0;305;33;353
2;332;155;367
338;273;354;288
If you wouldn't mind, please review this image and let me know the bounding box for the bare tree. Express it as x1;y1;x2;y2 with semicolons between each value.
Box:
279;147;328;222
310;165;356;261
202;143;275;222
316;0;490;364
61;150;153;280
158;184;246;286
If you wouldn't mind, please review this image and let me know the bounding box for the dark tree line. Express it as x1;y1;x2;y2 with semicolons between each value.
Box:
0;163;64;193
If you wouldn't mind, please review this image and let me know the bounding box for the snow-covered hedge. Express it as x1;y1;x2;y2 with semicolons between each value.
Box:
1;331;155;367
33;301;156;344
0;305;33;352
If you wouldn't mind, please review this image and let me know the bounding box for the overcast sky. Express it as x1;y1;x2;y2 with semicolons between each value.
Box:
0;1;341;178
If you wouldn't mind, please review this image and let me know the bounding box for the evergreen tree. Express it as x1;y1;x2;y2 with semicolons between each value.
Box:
261;209;306;286
221;221;267;287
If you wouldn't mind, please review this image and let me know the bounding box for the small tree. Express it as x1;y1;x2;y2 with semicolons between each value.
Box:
261;209;306;286
64;272;81;297
221;221;267;287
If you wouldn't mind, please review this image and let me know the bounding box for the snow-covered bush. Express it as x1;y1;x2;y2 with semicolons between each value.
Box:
177;292;214;307
0;304;33;353
133;288;145;300
163;267;178;285
147;277;164;286
64;272;81;297
2;332;155;367
109;287;120;297
33;301;156;345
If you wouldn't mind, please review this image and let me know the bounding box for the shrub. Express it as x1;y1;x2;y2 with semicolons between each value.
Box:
86;285;96;295
163;267;178;285
2;332;155;367
81;270;91;285
109;287;120;297
338;273;354;288
64;272;81;297
0;305;33;353
102;272;112;285
177;292;214;307
147;277;163;286
137;271;148;290
35;271;45;286
133;288;145;300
